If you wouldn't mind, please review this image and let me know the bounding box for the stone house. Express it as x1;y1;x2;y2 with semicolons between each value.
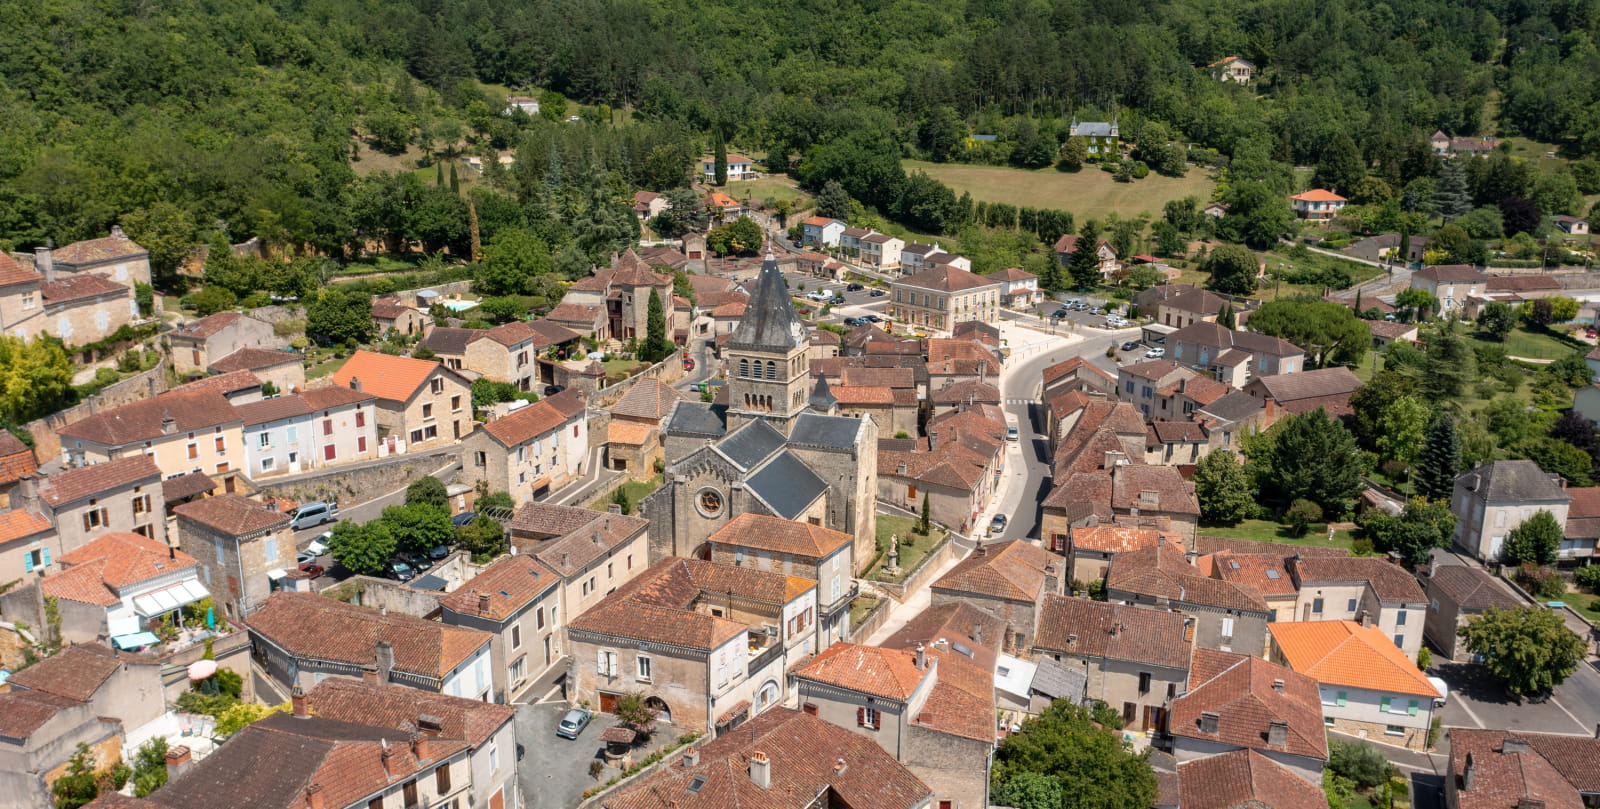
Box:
1177;750;1328;809
1444;729;1600;809
236;385;379;479
1062;524;1183;585
1287;556;1428;660
1053;234;1120;277
56;390;246;486
1268;621;1438;751
1133;284;1229;329
1068;119;1120;155
929;540;1066;653
248;592;494;699
43;227;151;286
509;504;652;663
1106;540;1272;656
566;557;818;735
40;273;138;347
1410;265;1487;314
169;312;279;377
1044;463;1202;545
1168;321;1304;387
333;350;474;452
558;250;676;344
29;455;166;554
420;327;476;372
371;296;432;337
1207;549;1308;623
461;319;581;391
1451;459;1572;563
173;493;295;618
1032;596;1193;733
0;431;38;509
440;554;563;703
706;514;855;648
877;432;1002;535
460;389;587;504
1419;562;1522;661
1243;366;1363;419
1118;360;1232;421
1169;648;1328;783
831;383;915;437
207;347;305;394
39;532;207;645
303;678;519;809
0;253;45;337
0;507;58;583
889;265;1002;330
605;377;689;476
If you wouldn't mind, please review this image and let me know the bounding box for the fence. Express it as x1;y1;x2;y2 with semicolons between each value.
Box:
23;360;170;462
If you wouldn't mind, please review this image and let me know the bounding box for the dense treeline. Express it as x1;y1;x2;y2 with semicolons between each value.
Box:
0;0;1595;271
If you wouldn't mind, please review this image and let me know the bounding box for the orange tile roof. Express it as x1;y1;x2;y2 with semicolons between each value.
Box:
606;420;655;445
707;513;852;559
0;508;53;543
706;192;739;209
46;533;198;606
1072;526;1184;554
794;642;927;701
1290;189;1347;202
1269;620;1436;695
482;389;585;447
438;554;560;621
0;253;42;287
330;350;451;403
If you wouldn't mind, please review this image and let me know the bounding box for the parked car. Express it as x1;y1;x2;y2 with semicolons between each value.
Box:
863;314;882;323
846;282;865;292
805;290;831;301
385;559;416;582
544;385;565;397
426;544;451;561
290;501;338;530
299;562;325;578
401;550;434;572
843;317;863;327
451;511;480;527
1006;427;1020;442
829;295;846;305
1145;347;1166;358
682;356;696;372
869;289;886;297
1121;341;1140;351
556;708;593;740
1428;676;1449;707
1050;309;1069;319
296;549;319;566
989;514;1008;533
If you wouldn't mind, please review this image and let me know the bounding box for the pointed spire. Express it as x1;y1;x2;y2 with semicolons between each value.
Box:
809;375;837;412
728;253;807;352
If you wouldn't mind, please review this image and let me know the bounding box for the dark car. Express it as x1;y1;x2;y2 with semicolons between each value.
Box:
385;559;416;582
426;544;451;560
1051;309;1069;319
846;282;864;292
401;550;434;572
452;511;479;527
543;385;565;397
863;314;882;323
869;289;886;297
1121;340;1140;351
843;317;863;327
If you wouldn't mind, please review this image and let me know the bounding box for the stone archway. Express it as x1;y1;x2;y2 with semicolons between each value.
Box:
645;696;671;724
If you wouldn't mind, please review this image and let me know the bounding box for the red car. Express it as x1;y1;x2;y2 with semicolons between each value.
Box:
299;562;325;578
682;357;696;372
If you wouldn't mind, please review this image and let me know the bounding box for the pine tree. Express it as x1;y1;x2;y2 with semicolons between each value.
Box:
1066;221;1103;290
1415;414;1462;501
713;129;728;186
1217;303;1236;329
1433;160;1472;221
449;161;460;193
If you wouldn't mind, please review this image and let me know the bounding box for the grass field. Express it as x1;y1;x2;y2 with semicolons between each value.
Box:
724;178;808;207
906;160;1217;221
1463;326;1585;361
588;474;664;513
867;516;947;583
1198;519;1360;551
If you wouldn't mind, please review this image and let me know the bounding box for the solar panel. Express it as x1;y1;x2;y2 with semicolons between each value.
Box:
952;642;974;657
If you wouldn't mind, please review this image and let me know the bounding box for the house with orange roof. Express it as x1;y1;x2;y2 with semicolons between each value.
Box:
1268;620;1440;750
604;377;690;476
704;191;743;221
565;557;818;734
332;350;473;452
458;389;587;503
801;216;846;248
41;532;206;645
557;249;678;343
1206;55;1256;82
706;513;855;646
1063;524;1184;583
0;506;59;583
1289;189;1348;221
929;540;1066;653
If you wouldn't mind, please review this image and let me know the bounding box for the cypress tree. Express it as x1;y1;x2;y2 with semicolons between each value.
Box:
435;161;445;187
713;129;728;186
1218;303;1236;329
1415;414;1463;501
643;289;670;363
449;161;460;193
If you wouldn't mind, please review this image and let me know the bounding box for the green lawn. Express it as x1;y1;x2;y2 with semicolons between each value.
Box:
1198;519;1360;551
305;349;350;380
1463;326;1586;361
849;594;882;626
724;179;809;207
588;474;664;513
868;515;947;583
1556;585;1600;622
904;160;1217;222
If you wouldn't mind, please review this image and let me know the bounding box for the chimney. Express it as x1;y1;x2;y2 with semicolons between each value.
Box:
410;732;432;763
749;751;771;790
111;224;128;240
1502;739;1531;755
1359;610;1373;628
478;592;492;617
375;640;394;684
683;747;699;767
1199;712;1219;734
362;667;378;684
305;784;325;809
291;685;308;717
833;757;848;776
1044;563;1061;596
1067;633;1078;648
971;623;983;647
593;530;602;547
35;244;54;283
350;376;362;392
381;742;399;778
1111;622;1124;637
161;415;177;435
914;642;927;670
165;746;194;782
1272;678;1284;694
1267;720;1288;747
1103;450;1125;469
607;504;622;515
418;715;443;736
976;544;987;558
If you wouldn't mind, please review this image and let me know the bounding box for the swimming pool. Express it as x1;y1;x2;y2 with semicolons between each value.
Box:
439;300;479;312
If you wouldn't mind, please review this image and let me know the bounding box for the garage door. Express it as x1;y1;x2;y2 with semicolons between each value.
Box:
599;692;619;713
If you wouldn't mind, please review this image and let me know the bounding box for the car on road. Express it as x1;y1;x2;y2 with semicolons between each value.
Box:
863;314;882;323
1121;340;1140;351
385;559;416;582
556;708;593;740
1006;427;1019;442
1145;347;1166;358
682;357;696;372
1050;309;1069;319
869;289;886;297
299;562;325;578
290;501;338;530
1428;676;1449;707
846;283;864;292
544;385;565;397
989;514;1007;533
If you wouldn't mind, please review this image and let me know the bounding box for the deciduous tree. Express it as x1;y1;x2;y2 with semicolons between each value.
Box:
1193;449;1254;525
990;701;1156;809
1245;297;1369;368
1459;607;1586;700
1504;510;1563;565
327;519;396;576
1202;243;1259;296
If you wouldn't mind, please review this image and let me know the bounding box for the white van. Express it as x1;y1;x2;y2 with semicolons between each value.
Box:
290;501;339;530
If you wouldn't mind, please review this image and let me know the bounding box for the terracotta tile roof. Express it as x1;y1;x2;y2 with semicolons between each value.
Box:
507;501;609;540
37;455;160;507
1195;537;1350;558
161;471;216;501
604;708;931;809
304;677;514;748
569;558;813;650
1178;749;1328;809
1071;526;1184;555
610;377;689;422
483;389;584;446
1366;319;1418;340
932;540;1064;603
174;493;290;536
802;216;842;227
1171;321;1302;357
1424;565;1522;611
896;265;999;293
370;297;412;321
1170;649;1328;760
932;380;1000;404
522;512;648;578
881;601;1005;673
235;395;313;426
1048;389;1093;420
168;369;263;397
1121;358;1189;381
41;273;129;303
839;366;916;389
1290;189;1346;202
439;554;560;621
707;513;851;559
0;507;53;543
46;533;198;606
207;347;300;373
299;385;376;410
1269;620;1435;695
0;689;82;740
0;252;42;287
82;794;163;809
1450;728;1600;804
1564;486;1600;539
989;266;1037;282
1053;234;1116;256
699;290;748;309
479;318;579;348
830;384;895;405
172;312;242;341
331;351;456;403
879;439;993;491
245;592;491;681
1043;356;1117;388
1415;264;1486;282
6;643;127;702
1210;553;1298;597
606;420;655;445
1136;284;1228;316
926;338;998;366
1290;556;1426;603
58;390;240;446
1033;595;1192;668
795;643;928;701
1109;540;1269;613
54;233;147;264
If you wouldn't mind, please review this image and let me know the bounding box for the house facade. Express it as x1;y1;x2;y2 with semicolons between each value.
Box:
237;386;379;479
30;455;166;553
459;390;587;504
705;514;855;648
173;493;295;618
169;312;279;377
859;233;906;271
889;266;1002;331
1069;119;1119;155
1289;190;1347;221
440;555;563;703
1269;621;1438;751
1411;265;1487;314
800;217;847;248
333;351;474;453
56;390;246;484
1451;460;1572;562
1032;596;1193;733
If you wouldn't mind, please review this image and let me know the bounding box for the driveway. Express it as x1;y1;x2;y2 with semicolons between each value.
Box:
515;703;672;809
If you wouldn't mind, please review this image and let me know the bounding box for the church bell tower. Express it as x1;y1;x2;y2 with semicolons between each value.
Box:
726;253;812;432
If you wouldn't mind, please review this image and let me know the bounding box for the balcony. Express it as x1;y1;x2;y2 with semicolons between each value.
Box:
747;640;784;677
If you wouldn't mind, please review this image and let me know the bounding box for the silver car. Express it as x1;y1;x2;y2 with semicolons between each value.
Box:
556;708;592;740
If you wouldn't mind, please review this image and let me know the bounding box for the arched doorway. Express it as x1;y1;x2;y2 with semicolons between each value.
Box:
755;681;780;713
645;696;671;724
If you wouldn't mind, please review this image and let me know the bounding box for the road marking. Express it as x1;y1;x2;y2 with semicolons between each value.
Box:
1548;693;1591;733
1453;695;1488;729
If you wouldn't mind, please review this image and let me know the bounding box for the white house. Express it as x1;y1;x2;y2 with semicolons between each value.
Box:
41;533;211;647
504;96;540;116
991;266;1041;308
1410;265;1487;314
1269;621;1438;752
801;217;847;248
1451;459;1572;563
701;154;757;180
1289;190;1348;221
236;387;380;479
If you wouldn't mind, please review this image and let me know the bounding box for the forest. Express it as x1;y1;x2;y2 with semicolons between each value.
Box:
1;0;1597;274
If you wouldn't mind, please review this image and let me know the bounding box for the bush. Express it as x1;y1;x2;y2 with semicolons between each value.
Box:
1574;564;1600;593
1328;739;1391;789
1514;563;1567;600
1285;499;1323;537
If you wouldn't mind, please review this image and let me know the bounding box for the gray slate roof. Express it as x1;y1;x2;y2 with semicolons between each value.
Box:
809;375;837;410
717;419;787;471
1456;459;1572;504
665;401;728;438
789;412;861;449
746;451;828;520
1071;121;1116;137
1030;656;1088;703
728;254;807;352
1197;390;1265;424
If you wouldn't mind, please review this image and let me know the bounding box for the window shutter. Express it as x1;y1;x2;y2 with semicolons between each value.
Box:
23;553;32;573
1407;700;1418;716
82;513;92;532
857;707;865;727
41;547;50;566
1336;691;1347;707
597;649;607;675
872;710;882;730
1380;696;1391;713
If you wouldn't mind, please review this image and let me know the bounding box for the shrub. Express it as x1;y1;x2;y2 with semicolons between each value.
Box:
1285;499;1323;537
1328;739;1391;789
1514;563;1567;600
1574;564;1600;592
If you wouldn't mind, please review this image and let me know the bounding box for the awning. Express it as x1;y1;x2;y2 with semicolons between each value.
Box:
112;632;160;650
530;477;552;491
715;700;751;726
265;568;288;581
133;580;210;617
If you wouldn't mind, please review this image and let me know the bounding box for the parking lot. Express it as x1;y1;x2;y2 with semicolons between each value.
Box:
1430;659;1600;736
516;702;674;809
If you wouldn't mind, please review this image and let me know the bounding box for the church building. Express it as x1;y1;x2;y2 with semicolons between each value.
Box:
641;254;878;575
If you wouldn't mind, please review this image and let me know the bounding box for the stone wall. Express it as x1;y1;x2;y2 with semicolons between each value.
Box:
587;349;686;410
874;532;956;602
323;575;447;618
1556;272;1600;290
846;595;895;643
250;449;460;508
23;360;170;461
